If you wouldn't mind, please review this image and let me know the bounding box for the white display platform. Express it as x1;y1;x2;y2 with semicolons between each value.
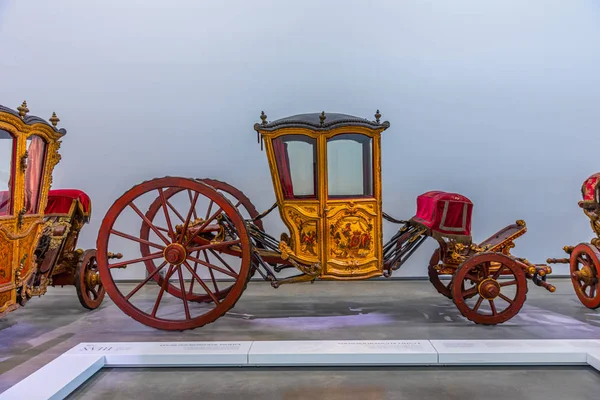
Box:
431;339;599;365
248;340;437;365
2;339;600;400
65;341;252;367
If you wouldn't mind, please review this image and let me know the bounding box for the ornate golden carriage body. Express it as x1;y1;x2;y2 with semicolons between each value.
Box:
255;112;387;280
0;102;108;316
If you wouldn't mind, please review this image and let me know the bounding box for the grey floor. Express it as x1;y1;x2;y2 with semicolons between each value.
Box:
1;278;599;398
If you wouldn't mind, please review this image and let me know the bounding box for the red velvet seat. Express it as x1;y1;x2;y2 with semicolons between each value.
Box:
410;190;473;242
45;189;92;221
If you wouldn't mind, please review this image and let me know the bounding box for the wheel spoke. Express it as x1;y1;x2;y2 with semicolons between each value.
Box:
166;200;186;222
151;264;176;317
187;239;241;254
204;249;220;293
500;279;517;287
208;248;238;274
205;199;214;220
188;189;199;220
183;261;220;304
498;292;514;305
178;191;200;243
462;287;478;299
125;261;168;300
177;265;191;320
472;296;484;312
590;284;597;298
111;229;165;251
158;188;175;236
109;251;164;269
186;255;238;278
187;250;201;295
130;202;171;245
480;262;490;277
492;265;505;279
489;300;497;315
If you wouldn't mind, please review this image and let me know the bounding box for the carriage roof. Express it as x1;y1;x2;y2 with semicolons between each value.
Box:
254;111;390;133
0;104;67;136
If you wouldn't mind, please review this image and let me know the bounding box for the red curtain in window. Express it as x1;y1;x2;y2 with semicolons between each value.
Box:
273;138;294;198
24;137;45;213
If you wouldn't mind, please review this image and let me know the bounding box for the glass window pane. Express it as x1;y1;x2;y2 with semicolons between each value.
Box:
273;135;316;199
0;130;14;216
24;135;47;214
327;134;373;197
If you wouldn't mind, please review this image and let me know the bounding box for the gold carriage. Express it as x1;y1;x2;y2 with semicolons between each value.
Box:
96;110;555;331
0;101;113;317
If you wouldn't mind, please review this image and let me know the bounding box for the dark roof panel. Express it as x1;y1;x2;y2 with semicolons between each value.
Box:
0;104;67;135
254;111;390;132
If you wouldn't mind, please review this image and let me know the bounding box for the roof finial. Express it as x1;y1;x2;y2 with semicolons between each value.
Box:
17;100;29;119
319;111;326;126
260;111;267;125
375;109;381;123
49;112;60;127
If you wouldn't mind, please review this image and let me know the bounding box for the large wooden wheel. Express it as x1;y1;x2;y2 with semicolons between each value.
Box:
139;178;261;303
75;249;106;310
569;243;600;309
428;245;452;299
452;252;527;325
96;177;252;331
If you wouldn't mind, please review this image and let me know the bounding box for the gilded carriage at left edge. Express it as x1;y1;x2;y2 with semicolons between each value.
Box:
0;101;121;317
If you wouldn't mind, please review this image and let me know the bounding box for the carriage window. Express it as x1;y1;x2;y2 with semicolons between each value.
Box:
272;135;317;199
327;134;373;197
0;130;15;216
24;135;47;214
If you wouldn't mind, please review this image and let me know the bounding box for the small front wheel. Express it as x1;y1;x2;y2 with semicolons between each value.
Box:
452;252;527;325
569;243;600;309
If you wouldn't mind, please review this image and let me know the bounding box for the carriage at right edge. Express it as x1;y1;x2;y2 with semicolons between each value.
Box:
547;173;600;309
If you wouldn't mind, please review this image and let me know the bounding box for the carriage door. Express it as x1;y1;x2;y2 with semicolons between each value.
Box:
0;129;17;313
322;133;382;279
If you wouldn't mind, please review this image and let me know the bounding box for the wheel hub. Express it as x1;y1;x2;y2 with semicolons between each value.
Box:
163;243;187;265
573;265;597;285
478;278;501;300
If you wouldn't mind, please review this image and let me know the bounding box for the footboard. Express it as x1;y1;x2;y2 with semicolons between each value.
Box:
477;220;527;254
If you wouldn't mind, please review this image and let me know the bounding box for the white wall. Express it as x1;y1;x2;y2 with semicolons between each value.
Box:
1;0;599;278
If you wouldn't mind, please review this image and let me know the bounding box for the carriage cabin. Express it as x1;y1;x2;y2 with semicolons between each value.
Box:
254;111;389;280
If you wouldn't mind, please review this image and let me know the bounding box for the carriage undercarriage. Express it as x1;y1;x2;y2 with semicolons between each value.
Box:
96;176;555;331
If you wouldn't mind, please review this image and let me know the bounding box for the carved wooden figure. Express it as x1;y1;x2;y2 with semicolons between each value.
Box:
0;102;119;317
95;111;555;330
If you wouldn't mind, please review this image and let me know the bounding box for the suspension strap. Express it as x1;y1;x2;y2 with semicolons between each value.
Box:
251;202;278;222
382;212;408;224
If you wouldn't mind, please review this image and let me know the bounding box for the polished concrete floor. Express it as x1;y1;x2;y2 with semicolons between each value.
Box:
1;278;599;398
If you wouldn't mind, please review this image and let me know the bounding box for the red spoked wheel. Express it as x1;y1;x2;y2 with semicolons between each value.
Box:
75;249;106;310
139;178;262;303
569;243;600;309
428;246;453;299
96;177;252;331
452;252;527;325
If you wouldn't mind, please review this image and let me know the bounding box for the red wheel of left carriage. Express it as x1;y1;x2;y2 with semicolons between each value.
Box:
75;249;105;310
452;252;527;325
96;177;252;330
569;243;600;309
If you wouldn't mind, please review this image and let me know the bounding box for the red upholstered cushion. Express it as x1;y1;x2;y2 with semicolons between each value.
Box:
45;189;92;218
412;190;473;238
